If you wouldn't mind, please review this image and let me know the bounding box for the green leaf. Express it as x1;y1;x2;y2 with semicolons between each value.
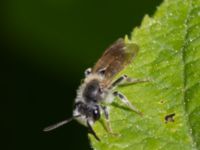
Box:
90;0;200;149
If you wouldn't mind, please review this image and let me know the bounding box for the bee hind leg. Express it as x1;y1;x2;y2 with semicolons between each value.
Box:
120;76;150;86
109;74;150;89
113;91;143;116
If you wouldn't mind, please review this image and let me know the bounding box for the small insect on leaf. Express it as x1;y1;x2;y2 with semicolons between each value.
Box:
44;38;146;141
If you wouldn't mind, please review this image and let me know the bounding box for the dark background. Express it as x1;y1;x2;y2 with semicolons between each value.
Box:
2;0;162;150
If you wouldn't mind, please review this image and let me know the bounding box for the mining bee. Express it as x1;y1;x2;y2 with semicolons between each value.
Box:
43;38;148;141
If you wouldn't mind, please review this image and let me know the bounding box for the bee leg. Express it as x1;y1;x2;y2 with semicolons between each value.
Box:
84;68;92;77
113;91;143;116
101;105;120;137
101;105;113;133
109;75;149;89
120;76;150;86
109;75;127;89
87;120;101;141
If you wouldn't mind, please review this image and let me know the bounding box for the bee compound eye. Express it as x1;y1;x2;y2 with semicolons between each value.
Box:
94;109;98;115
93;109;100;120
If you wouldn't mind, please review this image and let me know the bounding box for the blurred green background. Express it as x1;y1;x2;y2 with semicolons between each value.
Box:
2;0;162;150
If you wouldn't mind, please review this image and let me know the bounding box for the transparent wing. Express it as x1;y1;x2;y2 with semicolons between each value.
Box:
92;38;139;80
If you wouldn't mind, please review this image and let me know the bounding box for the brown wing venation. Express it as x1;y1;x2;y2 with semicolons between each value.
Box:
92;38;139;81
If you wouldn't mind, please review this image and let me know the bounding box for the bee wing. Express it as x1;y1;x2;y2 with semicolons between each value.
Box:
92;38;139;80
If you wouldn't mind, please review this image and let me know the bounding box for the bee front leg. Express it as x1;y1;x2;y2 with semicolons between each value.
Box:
101;105;113;133
101;105;120;137
87;120;100;141
113;91;143;116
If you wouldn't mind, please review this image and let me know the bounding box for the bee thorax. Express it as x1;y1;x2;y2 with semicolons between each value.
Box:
83;79;104;103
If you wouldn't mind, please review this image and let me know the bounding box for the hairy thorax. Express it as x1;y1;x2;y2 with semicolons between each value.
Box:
75;74;108;104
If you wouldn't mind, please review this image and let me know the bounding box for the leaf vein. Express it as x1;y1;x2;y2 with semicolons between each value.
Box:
181;0;198;149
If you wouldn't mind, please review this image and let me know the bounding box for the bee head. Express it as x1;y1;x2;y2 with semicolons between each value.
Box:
74;102;101;122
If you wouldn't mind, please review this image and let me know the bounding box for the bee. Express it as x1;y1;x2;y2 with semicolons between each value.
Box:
43;38;148;141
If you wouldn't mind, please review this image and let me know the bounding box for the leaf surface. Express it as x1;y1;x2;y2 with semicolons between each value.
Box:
90;0;200;149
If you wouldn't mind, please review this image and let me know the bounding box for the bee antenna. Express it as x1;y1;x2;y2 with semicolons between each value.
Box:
43;115;80;132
